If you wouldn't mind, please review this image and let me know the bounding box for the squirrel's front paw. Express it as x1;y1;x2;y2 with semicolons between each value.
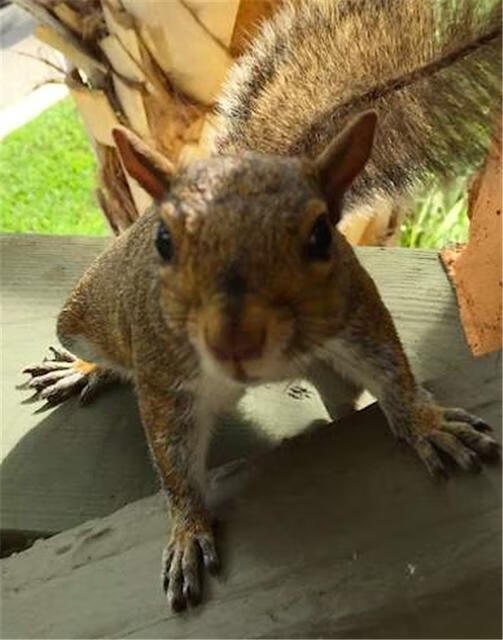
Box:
410;405;500;477
22;346;118;406
162;515;219;611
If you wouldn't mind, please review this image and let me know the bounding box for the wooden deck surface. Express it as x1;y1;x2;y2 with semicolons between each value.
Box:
2;356;501;639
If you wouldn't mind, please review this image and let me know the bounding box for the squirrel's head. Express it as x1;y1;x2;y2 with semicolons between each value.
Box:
113;112;376;384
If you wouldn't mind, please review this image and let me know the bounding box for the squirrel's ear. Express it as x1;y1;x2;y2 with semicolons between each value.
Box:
112;126;174;201
315;110;377;220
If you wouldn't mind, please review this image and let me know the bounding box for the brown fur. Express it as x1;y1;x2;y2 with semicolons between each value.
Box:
72;359;99;376
26;0;501;611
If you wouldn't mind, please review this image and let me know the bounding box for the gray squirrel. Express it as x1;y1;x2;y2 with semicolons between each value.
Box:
23;0;501;611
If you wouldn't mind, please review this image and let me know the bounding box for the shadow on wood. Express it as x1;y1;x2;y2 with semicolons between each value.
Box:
2;354;501;639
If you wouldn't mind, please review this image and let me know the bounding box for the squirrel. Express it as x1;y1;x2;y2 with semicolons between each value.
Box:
23;0;501;612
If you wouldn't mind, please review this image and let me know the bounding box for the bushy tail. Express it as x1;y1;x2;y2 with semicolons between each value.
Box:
214;0;501;208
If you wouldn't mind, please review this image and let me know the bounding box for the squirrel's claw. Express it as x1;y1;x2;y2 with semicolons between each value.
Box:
198;533;220;574
411;437;448;479
439;420;500;460
47;345;76;362
442;407;494;433
162;524;218;611
426;431;482;473
165;547;186;611
412;405;500;477
182;542;203;606
23;357;87;406
23;361;73;376
21;348;119;407
39;372;87;404
27;368;80;390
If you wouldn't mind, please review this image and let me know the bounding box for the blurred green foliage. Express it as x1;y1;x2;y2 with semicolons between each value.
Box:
400;177;469;248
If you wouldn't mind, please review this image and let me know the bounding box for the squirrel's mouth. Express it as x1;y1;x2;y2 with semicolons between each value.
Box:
200;344;293;386
201;347;266;384
191;301;295;383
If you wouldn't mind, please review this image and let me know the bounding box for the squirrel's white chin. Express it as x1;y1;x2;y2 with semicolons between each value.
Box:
197;344;290;386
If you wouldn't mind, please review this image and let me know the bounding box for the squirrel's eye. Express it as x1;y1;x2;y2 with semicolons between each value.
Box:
156;221;174;262
306;215;332;260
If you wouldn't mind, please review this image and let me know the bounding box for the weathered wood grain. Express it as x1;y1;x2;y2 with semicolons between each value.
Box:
1;356;501;639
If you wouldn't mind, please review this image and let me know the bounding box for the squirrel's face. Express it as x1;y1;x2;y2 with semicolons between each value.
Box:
155;154;348;383
112;111;377;384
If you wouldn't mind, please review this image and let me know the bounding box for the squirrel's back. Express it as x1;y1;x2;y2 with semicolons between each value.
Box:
214;0;501;210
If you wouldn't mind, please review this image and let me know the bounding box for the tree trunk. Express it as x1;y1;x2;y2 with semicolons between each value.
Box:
15;0;400;244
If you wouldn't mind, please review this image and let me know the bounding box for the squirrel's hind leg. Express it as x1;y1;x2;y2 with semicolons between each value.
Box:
22;346;121;406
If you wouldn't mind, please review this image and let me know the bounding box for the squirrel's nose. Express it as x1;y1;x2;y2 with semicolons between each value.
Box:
206;326;265;362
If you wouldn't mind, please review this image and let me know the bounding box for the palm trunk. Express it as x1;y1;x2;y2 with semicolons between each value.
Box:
16;0;401;244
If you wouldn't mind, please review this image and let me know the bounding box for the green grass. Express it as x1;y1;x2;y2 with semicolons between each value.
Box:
0;98;107;235
400;177;469;249
0;97;470;247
